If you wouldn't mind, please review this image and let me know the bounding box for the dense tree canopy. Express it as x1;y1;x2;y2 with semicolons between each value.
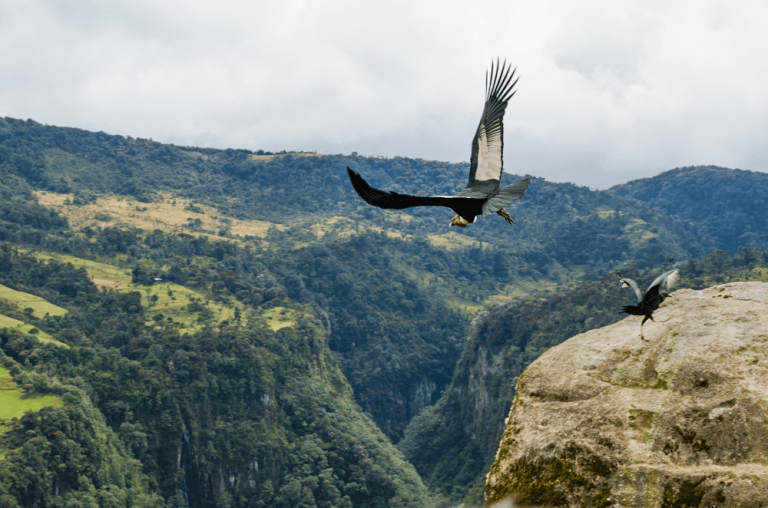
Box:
2;116;768;507
0;245;434;507
609;166;768;253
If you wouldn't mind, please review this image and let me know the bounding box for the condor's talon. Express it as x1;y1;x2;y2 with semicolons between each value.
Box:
496;208;515;225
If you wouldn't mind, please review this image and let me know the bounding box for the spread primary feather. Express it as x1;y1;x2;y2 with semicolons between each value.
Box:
347;59;529;229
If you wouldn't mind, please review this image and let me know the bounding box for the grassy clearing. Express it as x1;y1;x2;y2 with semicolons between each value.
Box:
286;217;413;250
310;216;359;239
262;306;298;331
444;279;556;317
141;282;241;331
0;313;68;347
29;251;239;332
0;315;21;329
31;251;134;289
597;207;627;219
0;283;67;318
623;218;657;248
34;189;490;256
1;364;63;459
302;216;410;241
13;323;62;345
388;251;558;318
427;232;490;250
34;191;283;242
445;300;485;317
0;366;63;422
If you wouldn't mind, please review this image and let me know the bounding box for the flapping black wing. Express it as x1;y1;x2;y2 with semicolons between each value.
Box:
347;168;476;211
640;283;662;307
468;60;518;187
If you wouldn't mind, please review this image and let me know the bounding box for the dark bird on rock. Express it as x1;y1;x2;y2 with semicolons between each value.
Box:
617;269;679;340
347;60;530;228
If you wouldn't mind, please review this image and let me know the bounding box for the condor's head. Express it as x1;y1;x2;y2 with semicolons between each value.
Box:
449;215;471;228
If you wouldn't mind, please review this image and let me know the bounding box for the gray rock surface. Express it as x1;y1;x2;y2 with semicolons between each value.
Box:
485;282;768;507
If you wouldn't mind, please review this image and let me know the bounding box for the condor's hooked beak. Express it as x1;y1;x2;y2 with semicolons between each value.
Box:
449;215;469;228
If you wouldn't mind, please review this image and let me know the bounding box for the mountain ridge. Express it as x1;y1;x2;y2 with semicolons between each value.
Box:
3;115;768;506
2;114;727;441
609;165;768;253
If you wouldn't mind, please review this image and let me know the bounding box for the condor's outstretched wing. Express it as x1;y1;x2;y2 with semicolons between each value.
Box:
617;273;643;302
467;60;518;187
647;269;679;294
347;168;478;212
481;177;531;215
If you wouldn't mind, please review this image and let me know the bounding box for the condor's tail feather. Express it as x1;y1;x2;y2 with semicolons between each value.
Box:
481;177;531;215
620;304;642;315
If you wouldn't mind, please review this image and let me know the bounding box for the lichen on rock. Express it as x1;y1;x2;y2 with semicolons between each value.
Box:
485;282;768;507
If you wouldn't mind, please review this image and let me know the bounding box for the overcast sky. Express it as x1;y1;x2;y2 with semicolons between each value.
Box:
2;0;767;188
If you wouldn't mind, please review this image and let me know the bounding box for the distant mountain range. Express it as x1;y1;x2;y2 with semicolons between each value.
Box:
2;115;768;507
2;117;733;271
609;165;768;253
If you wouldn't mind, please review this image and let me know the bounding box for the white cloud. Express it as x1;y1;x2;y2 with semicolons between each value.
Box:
2;0;768;187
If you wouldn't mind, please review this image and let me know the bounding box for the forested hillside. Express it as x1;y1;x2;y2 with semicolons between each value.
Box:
3;115;768;507
609;165;768;253
2;116;714;273
1;116;722;442
0;241;434;507
400;247;768;507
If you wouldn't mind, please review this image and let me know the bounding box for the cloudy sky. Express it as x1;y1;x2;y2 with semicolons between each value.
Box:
2;0;767;188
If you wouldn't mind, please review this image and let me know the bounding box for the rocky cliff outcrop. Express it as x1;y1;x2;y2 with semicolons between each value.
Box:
485;282;768;507
399;273;627;505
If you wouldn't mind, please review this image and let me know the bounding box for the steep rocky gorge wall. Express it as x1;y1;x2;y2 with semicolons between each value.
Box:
399;273;632;505
485;282;768;507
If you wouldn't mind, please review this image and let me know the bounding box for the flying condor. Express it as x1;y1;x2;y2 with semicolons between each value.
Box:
617;269;679;340
347;60;530;228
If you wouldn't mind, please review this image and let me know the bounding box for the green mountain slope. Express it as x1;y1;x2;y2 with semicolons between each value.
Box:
2;116;714;273
1;116;722;442
608;165;768;253
5;115;765;506
0;245;435;507
0;358;158;507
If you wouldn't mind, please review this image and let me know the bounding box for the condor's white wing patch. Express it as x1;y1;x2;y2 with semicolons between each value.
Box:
468;60;518;185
